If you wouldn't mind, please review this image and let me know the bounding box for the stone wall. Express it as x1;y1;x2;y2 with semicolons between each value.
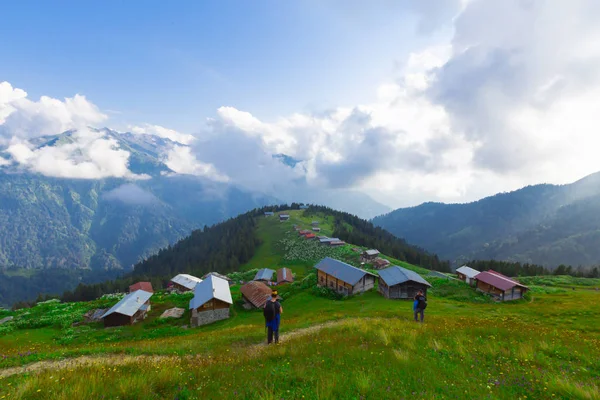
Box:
190;308;230;327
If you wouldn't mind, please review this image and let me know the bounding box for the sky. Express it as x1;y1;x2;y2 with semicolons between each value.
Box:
2;0;600;209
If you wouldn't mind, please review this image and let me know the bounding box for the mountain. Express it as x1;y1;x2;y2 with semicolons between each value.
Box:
373;172;600;267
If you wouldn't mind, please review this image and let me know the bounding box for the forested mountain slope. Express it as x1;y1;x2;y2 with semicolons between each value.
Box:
373;172;600;267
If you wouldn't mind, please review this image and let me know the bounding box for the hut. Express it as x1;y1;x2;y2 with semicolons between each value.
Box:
254;268;275;282
279;214;290;222
129;281;153;293
201;271;232;283
361;249;380;262
378;266;431;299
277;267;294;284
189;275;233;327
329;240;346;247
314;257;376;296
372;258;391;269
304;233;316;239
311;221;319;226
319;237;340;245
474;270;529;301
240;281;272;309
456;266;480;286
264;211;274;216
312;227;321;232
298;230;312;236
101;290;152;327
170;274;202;292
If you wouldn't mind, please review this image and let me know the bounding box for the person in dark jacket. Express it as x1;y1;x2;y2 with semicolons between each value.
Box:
413;290;426;323
264;290;283;344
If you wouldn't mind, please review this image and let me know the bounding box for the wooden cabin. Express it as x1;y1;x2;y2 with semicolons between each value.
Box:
474;270;529;301
378;266;431;299
456;266;480;286
240;281;272;309
129;281;153;293
201;271;232;284
372;258;391;269
328;240;346;247
312;227;321;232
254;268;275;282
304;233;316;239
189;275;233;327
170;274;202;292
264;211;274;216
361;249;380;262
101;290;153;327
279;214;290;222
314;257;376;296
277;268;294;285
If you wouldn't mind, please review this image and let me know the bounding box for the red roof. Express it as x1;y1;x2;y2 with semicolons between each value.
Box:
129;282;154;293
240;281;272;308
299;230;311;235
475;270;528;291
304;233;316;239
277;268;294;284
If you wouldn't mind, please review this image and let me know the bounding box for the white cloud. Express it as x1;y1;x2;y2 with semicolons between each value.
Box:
164;144;229;182
129;124;196;145
5;128;146;179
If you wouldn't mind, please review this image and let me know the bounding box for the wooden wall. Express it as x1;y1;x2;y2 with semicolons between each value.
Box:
379;280;428;299
352;275;375;294
317;270;355;295
194;298;231;312
103;313;132;327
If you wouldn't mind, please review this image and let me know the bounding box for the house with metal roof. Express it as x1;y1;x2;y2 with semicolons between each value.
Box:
264;211;274;216
201;271;232;283
277;268;294;285
189;275;233;327
314;257;376;296
101;290;153;327
361;249;380;262
312;227;321;232
170;274;202;292
311;221;319;226
254;268;275;282
474;270;529;301
279;214;290;221
129;281;153;293
328;240;346;247
378;266;431;299
456;266;480;286
240;281;273;309
319;237;340;244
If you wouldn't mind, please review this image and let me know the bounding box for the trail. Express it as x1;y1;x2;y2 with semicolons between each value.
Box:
0;318;352;379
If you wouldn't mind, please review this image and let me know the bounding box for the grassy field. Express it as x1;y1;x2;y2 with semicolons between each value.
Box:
1;211;599;399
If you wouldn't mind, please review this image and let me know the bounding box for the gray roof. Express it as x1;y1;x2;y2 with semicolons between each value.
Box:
378;266;432;287
189;275;233;310
456;266;480;278
365;249;380;256
254;268;275;281
171;274;202;290
314;257;376;286
319;237;339;243
102;290;153;318
201;271;232;281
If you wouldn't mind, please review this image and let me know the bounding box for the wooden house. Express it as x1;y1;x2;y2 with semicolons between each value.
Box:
189;275;233;327
311;221;319;226
372;258;391;269
101;290;152;327
314;257;376;296
319;237;340;245
474;270;529;301
129;281;153;293
279;214;290;222
378;266;431;299
240;281;272;309
304;233;316;239
361;249;380;262
312;227;321;232
298;230;312;236
170;274;202;292
277;268;294;284
264;211;274;216
328;240;346;247
254;268;275;282
456;266;480;286
201;271;232;283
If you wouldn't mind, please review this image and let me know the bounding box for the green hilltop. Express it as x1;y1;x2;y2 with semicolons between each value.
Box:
1;208;599;399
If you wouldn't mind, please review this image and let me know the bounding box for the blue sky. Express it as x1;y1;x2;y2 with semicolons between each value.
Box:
2;1;600;209
0;1;451;133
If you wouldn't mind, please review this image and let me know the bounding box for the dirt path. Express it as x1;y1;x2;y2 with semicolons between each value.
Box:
0;318;353;379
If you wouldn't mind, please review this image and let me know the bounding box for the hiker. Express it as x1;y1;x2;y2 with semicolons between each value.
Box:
413;290;427;323
263;290;283;344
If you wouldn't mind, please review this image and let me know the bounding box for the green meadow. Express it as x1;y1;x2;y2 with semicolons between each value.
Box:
1;211;599;399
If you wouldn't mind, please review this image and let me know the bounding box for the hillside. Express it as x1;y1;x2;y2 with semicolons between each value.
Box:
373;171;600;267
58;206;447;304
1;221;599;400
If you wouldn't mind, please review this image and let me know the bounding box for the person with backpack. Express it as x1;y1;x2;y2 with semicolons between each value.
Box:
263;290;283;344
413;290;427;323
